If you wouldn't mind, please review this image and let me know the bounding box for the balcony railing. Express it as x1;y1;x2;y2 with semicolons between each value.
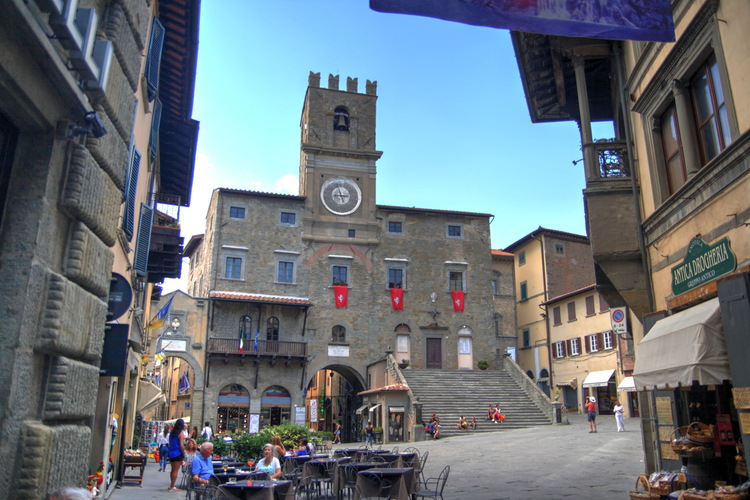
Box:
207;338;308;358
584;139;629;179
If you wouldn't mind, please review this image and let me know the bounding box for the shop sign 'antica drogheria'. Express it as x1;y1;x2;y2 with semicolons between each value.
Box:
671;237;736;296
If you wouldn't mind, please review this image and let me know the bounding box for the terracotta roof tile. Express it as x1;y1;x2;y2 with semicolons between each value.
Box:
357;383;410;396
210;291;313;306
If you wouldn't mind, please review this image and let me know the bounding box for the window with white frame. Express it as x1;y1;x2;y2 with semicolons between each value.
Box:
275;250;299;284
603;330;613;350
588;333;599;352
570;337;580;356
449;271;464;291
555;342;564;358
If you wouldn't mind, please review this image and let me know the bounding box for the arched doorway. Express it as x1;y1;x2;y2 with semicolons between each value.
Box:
217;384;250;432
538;368;550;397
261;385;291;427
304;364;365;443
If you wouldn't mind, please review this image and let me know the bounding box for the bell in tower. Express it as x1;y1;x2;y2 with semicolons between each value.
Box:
333;106;350;131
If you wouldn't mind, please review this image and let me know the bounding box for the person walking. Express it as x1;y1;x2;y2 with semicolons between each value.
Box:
157;425;170;472
201;421;213;440
333;421;342;444
614;400;625;432
167;418;186;491
585;396;598;433
365;422;374;448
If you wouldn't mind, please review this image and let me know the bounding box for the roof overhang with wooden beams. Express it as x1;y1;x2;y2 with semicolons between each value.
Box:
156;0;201;207
510;31;615;124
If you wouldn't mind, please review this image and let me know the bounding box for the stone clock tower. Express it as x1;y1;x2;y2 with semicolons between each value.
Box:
299;72;382;244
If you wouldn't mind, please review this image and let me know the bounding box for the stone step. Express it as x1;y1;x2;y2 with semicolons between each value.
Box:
402;369;552;439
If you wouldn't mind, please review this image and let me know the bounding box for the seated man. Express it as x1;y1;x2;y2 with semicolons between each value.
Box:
191;441;214;487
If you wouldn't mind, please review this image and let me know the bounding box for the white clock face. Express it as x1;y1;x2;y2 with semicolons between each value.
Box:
320;178;362;215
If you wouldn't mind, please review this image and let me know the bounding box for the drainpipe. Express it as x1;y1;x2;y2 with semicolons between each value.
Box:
536;234;553;393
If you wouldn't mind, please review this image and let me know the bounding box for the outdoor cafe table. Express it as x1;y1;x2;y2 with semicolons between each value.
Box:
282;454;329;475
333;448;362;459
353;449;390;462
331;462;389;497
213;470;269;484
354;468;416;500
219;479;292;500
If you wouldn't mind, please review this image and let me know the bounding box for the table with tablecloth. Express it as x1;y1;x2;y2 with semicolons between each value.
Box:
354;467;416;500
219;479;292;500
332;462;388;497
213;470;269;484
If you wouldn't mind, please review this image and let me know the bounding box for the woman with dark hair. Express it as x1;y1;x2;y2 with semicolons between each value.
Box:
167;418;186;491
157;425;170;472
190;426;198;440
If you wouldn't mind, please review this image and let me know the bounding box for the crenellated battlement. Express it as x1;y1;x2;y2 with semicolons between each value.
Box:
308;71;377;95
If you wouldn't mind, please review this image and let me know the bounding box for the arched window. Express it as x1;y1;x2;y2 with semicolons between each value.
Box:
539;368;550;379
240;315;252;339
266;317;279;341
394;324;411;333
332;325;346;343
333;106;349;131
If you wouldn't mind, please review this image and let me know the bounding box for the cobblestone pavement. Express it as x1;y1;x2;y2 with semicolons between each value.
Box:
108;413;645;500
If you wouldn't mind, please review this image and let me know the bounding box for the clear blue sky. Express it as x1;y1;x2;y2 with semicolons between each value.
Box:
162;0;599;293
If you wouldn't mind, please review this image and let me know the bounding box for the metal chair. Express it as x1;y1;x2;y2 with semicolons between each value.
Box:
413;465;450;500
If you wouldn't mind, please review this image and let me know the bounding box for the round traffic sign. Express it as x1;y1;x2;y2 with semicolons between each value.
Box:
612;309;625;323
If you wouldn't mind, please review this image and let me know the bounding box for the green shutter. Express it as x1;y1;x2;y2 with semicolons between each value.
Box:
134;204;153;276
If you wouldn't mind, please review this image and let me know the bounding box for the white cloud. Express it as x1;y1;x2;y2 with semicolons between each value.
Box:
275;174;299;195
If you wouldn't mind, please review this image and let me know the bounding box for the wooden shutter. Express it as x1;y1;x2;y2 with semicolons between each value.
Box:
148;98;162;163
144;18;165;101
122;147;141;239
133;203;153;276
585;335;591;353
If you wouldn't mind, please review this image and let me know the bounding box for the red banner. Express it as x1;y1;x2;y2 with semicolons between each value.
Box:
451;290;465;312
334;285;348;308
390;288;404;310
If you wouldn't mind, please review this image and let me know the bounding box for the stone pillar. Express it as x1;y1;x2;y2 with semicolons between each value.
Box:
572;55;598;182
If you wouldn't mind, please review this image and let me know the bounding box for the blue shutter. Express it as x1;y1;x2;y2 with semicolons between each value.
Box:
144;18;165;102
122;147;141;239
149;98;162;163
133;203;153;276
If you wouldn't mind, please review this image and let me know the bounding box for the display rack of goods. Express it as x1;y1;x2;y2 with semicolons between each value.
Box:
629;474;660;500
122;450;147;486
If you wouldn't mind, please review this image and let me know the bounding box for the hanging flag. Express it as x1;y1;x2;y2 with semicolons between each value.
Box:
155;351;165;362
178;373;190;394
239;327;245;353
146;296;174;329
390;288;404;311
451;290;465;312
370;0;675;42
253;326;259;351
334;285;348;308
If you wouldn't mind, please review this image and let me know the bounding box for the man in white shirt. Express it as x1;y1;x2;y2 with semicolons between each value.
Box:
201;421;213;440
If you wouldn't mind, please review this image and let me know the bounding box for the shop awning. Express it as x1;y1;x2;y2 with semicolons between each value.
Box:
355;404;369;415
556;379;577;389
368;404;381;413
582;369;615;388
617;376;636;392
388;406;405;413
633;298;729;391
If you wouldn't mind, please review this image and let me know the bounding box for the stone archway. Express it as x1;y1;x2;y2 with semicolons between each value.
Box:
304;362;366;443
159;351;205;428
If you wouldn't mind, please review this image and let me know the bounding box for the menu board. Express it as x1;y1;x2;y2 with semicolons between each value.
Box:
656;397;674;425
733;387;750;409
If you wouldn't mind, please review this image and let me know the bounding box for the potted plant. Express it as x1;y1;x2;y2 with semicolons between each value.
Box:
373;427;383;443
398;359;410;369
477;360;489;370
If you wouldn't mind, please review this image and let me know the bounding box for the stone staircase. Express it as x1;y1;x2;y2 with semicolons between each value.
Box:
402;369;552;438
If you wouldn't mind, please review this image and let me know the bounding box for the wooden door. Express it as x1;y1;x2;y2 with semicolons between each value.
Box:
426;338;442;369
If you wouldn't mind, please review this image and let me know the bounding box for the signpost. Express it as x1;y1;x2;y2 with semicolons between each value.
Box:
671;237;736;296
611;307;627;335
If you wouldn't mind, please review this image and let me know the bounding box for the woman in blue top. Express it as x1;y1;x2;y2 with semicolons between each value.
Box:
168;418;186;491
254;444;282;479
